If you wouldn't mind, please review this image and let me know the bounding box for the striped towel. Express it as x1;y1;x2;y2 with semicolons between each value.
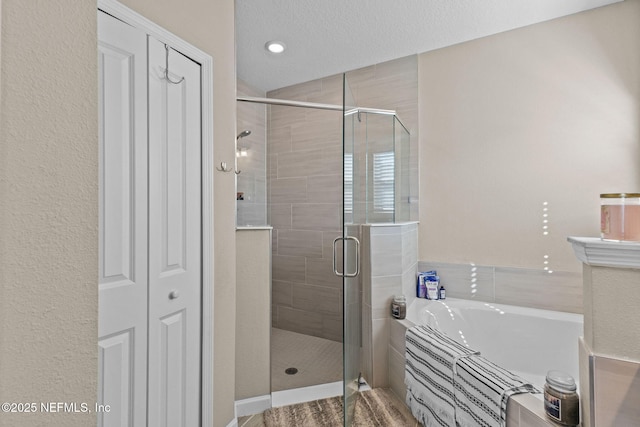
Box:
405;325;540;427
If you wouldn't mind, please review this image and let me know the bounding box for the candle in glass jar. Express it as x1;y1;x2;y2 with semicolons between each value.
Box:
601;193;640;242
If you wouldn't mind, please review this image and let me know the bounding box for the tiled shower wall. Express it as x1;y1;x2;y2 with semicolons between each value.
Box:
236;80;267;226
268;56;419;342
267;79;345;342
345;56;419;223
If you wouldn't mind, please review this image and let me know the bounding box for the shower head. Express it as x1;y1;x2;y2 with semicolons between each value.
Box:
237;130;251;140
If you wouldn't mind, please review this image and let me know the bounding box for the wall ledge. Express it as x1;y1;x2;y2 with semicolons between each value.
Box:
568;237;640;269
368;221;419;227
236;226;273;231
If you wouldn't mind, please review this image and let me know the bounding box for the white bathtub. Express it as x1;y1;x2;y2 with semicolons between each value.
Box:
405;297;583;390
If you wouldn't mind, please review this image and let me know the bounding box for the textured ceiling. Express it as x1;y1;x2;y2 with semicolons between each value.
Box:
236;0;621;92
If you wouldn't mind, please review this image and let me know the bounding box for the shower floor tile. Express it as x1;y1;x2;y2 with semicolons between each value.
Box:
271;328;343;392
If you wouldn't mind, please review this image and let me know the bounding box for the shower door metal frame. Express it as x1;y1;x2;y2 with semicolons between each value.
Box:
237;95;396;116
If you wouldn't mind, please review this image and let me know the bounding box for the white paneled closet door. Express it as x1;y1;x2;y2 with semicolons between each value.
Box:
98;11;202;427
98;12;149;427
147;38;202;427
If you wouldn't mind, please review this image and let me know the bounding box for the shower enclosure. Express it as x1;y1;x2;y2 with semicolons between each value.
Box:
341;75;411;425
236;73;411;426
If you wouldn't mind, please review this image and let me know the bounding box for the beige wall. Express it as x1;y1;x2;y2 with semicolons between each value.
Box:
235;228;271;400
0;1;237;427
418;0;640;274
0;1;98;426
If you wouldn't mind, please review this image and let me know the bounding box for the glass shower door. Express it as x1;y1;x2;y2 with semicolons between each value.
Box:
341;74;361;427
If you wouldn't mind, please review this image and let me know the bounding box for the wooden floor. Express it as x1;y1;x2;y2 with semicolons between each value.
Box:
238;388;419;427
238;412;266;427
239;329;419;426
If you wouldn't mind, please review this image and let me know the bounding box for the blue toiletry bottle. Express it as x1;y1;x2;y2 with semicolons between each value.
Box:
439;284;446;300
417;274;427;298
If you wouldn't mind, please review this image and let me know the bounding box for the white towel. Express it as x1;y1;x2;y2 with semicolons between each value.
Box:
405;325;539;427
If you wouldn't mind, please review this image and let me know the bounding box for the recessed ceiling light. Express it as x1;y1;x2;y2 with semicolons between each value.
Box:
265;41;286;54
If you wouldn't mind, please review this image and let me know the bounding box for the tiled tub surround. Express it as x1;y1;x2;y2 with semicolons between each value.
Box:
417;261;583;314
389;301;582;427
384;261;584;426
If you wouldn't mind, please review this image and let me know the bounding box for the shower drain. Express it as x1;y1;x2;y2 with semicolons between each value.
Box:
285;367;298;375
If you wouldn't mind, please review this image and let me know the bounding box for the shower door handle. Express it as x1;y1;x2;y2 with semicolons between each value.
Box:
346;236;360;278
332;236;360;278
332;237;341;276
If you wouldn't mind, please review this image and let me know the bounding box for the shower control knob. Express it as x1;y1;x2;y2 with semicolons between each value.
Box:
169;290;180;300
